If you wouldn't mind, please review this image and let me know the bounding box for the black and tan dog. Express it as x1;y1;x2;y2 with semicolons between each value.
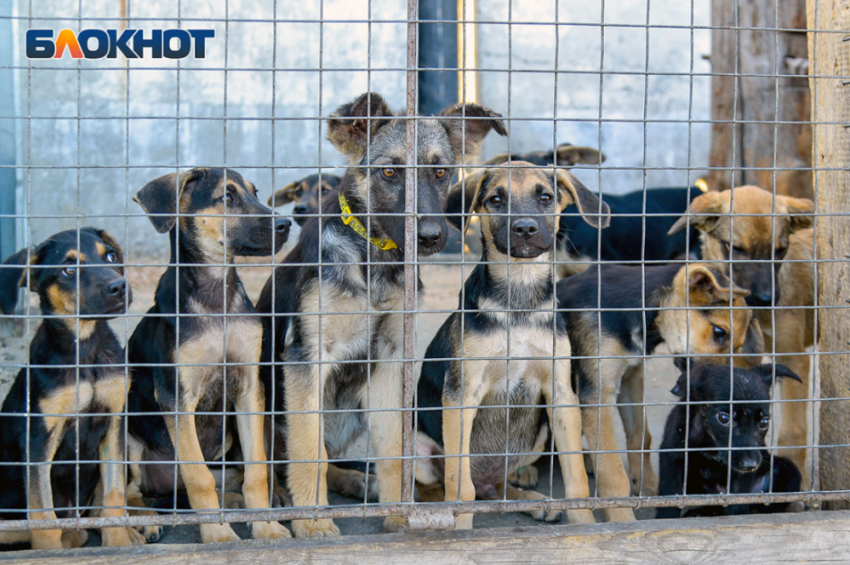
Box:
657;362;802;519
415;164;610;528
556;262;761;521
669;185;814;484
0;228;143;549
126;168;292;544
482;142;605;169
256;92;506;538
268;173;342;226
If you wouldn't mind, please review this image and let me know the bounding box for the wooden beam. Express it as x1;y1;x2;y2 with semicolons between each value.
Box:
709;0;812;199
2;511;850;564
808;0;850;510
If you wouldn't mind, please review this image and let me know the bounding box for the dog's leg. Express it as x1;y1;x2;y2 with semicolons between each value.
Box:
544;356;594;525
616;365;658;496
327;464;377;502
94;377;145;546
233;364;292;540
582;403;636;522
773;309;811;488
442;360;486;530
163;390;241;544
27;416;67;549
126;437;163;543
363;334;406;533
494;482;562;522
285;361;338;538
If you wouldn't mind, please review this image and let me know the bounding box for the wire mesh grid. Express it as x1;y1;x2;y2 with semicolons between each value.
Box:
0;0;846;545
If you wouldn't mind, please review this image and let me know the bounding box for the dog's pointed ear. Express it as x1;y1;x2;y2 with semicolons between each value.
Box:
0;245;44;315
668;191;724;235
687;265;750;304
734;317;764;368
268;181;298;207
555;144;605;166
778;195;814;233
323;174;342;189
327;92;394;162
134;169;202;234
445;170;489;233
438;104;507;162
553;170;610;228
89;228;126;275
752;363;803;386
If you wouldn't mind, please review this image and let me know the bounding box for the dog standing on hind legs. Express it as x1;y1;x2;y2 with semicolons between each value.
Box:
415;164;610;528
256;92;506;538
126;168;292;544
669;185;815;486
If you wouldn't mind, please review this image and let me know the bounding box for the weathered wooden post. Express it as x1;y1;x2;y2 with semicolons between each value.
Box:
709;0;812;199
807;0;850;508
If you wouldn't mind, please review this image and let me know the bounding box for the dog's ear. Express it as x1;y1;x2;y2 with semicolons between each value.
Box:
671;361;710;399
687;265;749;304
668;191;724;235
134;169;202;234
734;317;765;368
751;363;803;386
671;357;692;397
268;181;298;207
327;92;394;162
90;228;126;275
482;152;512;166
0;245;44;315
553;170;610;228
445;170;490;233
439;104;507;162
778;195;815;233
323;174;342;188
555;144;605;166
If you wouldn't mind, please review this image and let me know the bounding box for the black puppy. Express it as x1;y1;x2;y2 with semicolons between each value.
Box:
127;168;292;544
657;363;802;519
268;172;342;226
0;228;143;549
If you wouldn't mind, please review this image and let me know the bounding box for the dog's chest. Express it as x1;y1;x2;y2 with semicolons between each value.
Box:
37;369;129;430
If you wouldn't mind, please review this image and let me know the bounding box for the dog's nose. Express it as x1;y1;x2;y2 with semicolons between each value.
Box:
512;219;539;240
104;279;126;297
418;221;443;248
739;454;762;472
274;217;291;236
293;205;308;215
753;292;774;307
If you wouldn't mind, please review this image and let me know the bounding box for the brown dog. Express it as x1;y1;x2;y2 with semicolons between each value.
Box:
669;185;815;485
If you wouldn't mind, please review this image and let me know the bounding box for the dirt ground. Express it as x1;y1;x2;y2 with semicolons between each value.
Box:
0;254;809;544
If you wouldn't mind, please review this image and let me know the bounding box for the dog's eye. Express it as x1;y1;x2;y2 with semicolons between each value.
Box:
540;193;553;203
759;416;770;430
435;168;446;179
775;246;788;257
222;193;233;204
712;325;727;341
382;168;396;179
295;189;303;197
717;412;731;426
61;266;77;277
105;251;117;263
489;195;502;206
321;186;332;194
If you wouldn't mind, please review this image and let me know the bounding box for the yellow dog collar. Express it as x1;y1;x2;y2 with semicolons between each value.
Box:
339;193;399;251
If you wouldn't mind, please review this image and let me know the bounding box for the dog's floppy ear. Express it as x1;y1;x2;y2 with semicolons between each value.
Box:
553;170;610;228
751;363;803;387
555;144;605;167
668;190;724;235
734;317;765;368
686;265;749;304
323;174;342;189
671;361;709;399
327;92;394;162
0;245;44;315
482;152;512;166
439;104;507;161
268;181;298;207
134;169;202;234
89;228;126;275
778;194;814;233
445;170;490;233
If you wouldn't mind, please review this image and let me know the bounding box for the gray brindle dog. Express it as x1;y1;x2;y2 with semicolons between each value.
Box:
256;92;506;537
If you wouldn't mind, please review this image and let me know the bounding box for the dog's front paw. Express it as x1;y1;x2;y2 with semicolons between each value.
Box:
59;529;88;549
292;518;340;538
139;525;163;543
200;523;241;544
102;526;146;546
630;474;658;497
509;465;539;489
528;508;563;523
252;521;292;540
383;516;407;533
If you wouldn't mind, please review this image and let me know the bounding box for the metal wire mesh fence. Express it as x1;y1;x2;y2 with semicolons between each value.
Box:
0;0;846;547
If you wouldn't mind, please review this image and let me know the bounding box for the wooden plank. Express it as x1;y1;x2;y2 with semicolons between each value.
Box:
808;0;850;510
709;0;812;198
2;511;850;564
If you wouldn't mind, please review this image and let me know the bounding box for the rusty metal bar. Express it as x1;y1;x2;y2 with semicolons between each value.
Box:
400;0;419;510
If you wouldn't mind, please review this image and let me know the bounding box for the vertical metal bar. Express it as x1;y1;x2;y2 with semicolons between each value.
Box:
401;0;418;507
